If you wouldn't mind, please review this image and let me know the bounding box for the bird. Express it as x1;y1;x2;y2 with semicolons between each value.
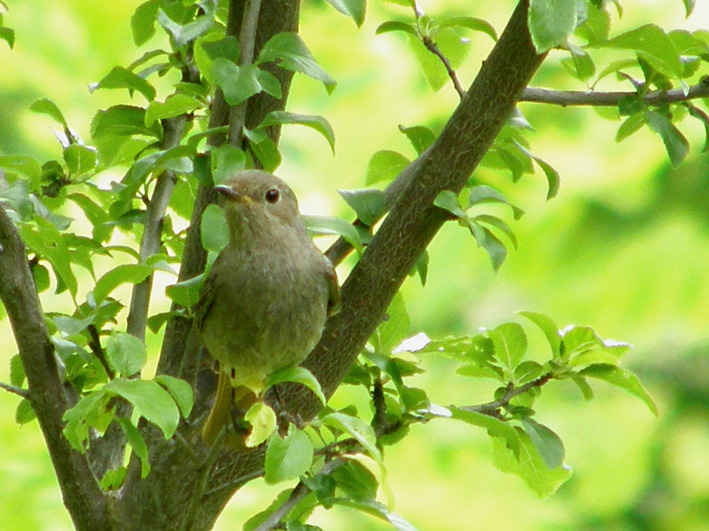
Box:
195;169;339;449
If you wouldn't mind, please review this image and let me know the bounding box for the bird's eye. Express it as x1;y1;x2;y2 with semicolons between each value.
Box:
265;188;280;203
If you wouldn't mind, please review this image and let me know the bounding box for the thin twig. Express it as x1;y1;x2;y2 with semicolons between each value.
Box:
520;79;709;106
459;373;553;417
228;0;263;146
422;36;466;99
0;380;31;399
181;429;226;531
202;469;264;499
126;48;201;342
173;432;201;465
87;324;114;379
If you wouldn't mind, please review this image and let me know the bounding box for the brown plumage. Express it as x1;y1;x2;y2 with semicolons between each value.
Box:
195;170;338;449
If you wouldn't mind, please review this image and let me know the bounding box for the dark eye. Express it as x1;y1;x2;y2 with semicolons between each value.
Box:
265;188;280;203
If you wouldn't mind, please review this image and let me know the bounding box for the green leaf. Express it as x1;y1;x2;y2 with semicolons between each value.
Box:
10;354;25;387
371;293;410;355
433;190;466;218
92;264;153;304
116;417;151;478
645;110;689;166
490;429;572;498
200;204;229;254
264;427;314;484
244;402;277;448
440;16;498;41
303;215;363;255
259;111;335;153
145;94;203;127
345;453;395;511
376;21;417;36
257;32;336;93
519;311;561;358
106;332;147;377
157;1;216;48
64;145;97;176
266;366;326;406
488;322;527;372
33;263;51;293
528;0;578;53
404;33;448;91
580;364;658;416
321;411;382;464
131;0;160;46
324;0;366;27
616;112;645;142
456;363;505;381
514;360;545;384
560;325;604;358
683;0;696;17
257;70;282;99
62;389;111;451
467;184;524;219
29;98;69;128
330;498;419;531
246;133;281;173
0;155;42;186
447;406;520;456
19;224;78;298
520;418;565;469
600;24;682;78
91;105;162;139
337;188;386;226
15;398;36;425
576;3;611;45
100;467;127;491
475;214;517;249
687;105;709;152
570;375;594;400
398;125;436;155
562;44;596;82
147;311;183;334
210;144;246;185
165;274;203;310
91;66;157;102
0;26;15;48
212;59;263;106
106;378;180;438
365;150;410;185
155;375;194;418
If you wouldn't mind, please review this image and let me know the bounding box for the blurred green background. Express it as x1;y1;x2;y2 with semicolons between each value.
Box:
1;1;708;529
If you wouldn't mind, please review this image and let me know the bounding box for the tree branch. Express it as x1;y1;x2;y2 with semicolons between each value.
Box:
228;0;263;146
0;203;107;530
520;79;709;106
460;373;553;417
127;57;201;343
422;36;466;99
0;380;30;399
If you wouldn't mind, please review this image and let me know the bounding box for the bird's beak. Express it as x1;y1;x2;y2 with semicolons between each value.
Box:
214;184;247;203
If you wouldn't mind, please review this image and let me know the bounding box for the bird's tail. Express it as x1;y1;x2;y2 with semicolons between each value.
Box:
202;370;258;451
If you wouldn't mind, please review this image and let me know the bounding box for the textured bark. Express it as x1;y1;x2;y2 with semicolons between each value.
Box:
0;205;108;529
